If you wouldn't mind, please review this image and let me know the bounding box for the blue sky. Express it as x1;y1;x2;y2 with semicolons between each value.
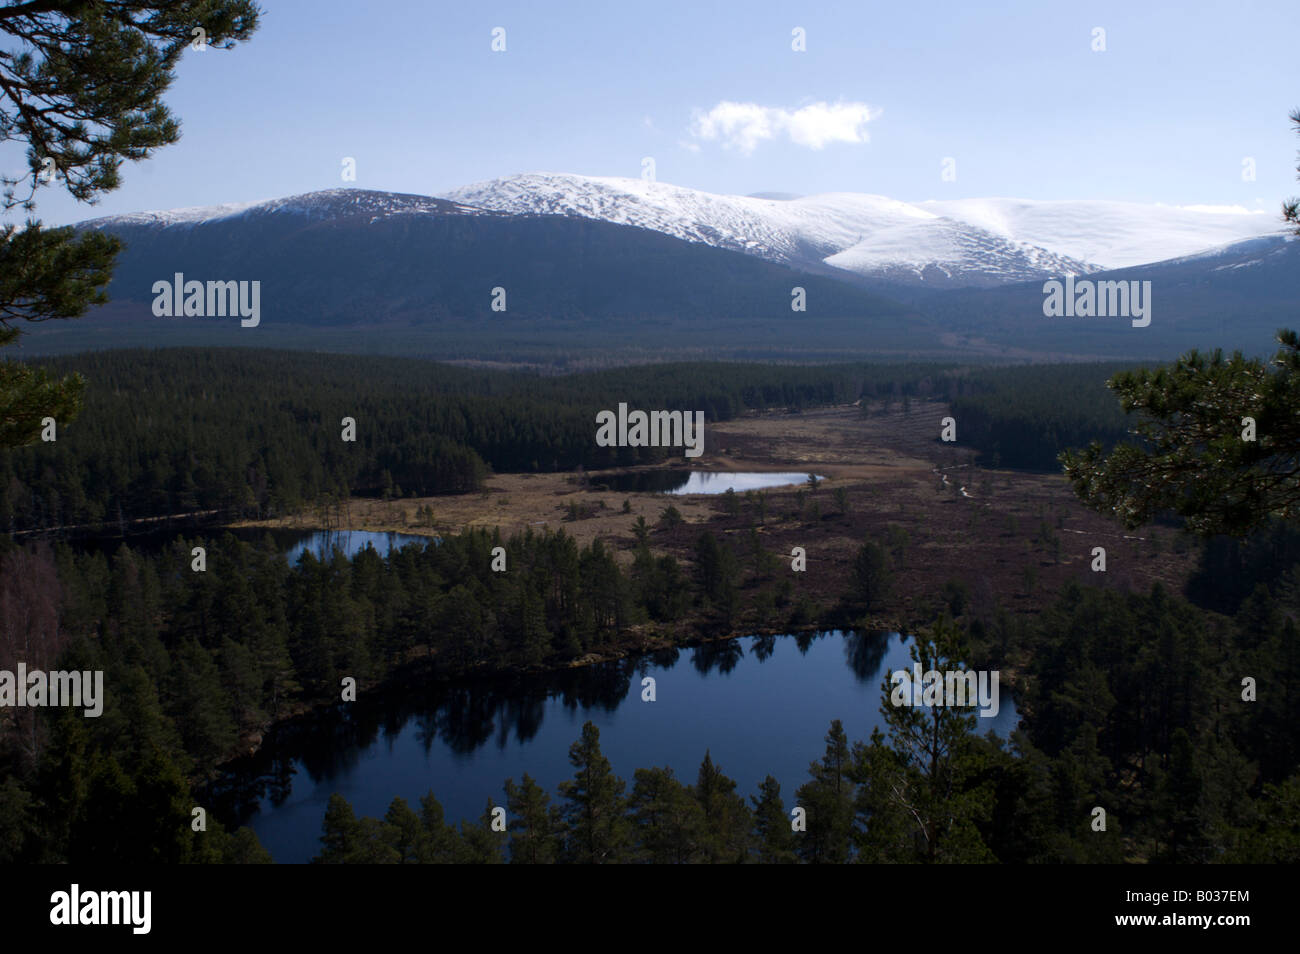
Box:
10;0;1300;225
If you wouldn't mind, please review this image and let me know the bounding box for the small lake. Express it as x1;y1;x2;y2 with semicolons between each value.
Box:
58;526;437;563
593;470;821;495
282;529;436;564
211;630;1019;863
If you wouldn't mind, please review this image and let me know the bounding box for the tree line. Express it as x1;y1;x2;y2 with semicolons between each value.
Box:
4;511;1298;862
945;362;1138;471
0;516;834;863
0;348;956;534
313;580;1300;863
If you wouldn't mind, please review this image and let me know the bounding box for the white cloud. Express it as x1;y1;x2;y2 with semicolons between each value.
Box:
689;100;881;154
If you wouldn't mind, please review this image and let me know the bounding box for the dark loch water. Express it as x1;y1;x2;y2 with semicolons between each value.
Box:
592;470;820;495
214;630;1019;863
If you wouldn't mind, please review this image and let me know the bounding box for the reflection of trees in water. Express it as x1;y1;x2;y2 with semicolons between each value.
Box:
843;630;893;684
266;758;295;807
208;754;298;826
216;629;853;831
500;690;548;748
212;706;376;827
795;630;831;654
691;640;744;675
296;708;381;783
435;685;500;755
648;647;681;670
414;710;441;755
556;660;634;713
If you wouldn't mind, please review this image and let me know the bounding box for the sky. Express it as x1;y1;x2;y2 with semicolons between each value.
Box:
6;0;1300;226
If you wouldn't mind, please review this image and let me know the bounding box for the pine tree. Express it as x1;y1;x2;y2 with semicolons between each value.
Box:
314;793;363;863
1151;729;1209;863
558;721;630;863
417;791;460;863
795;721;856;863
382;797;426;864
851;620;995;863
852;540;892;610
505;774;560;864
0;2;260;446
751;775;797;864
1062;332;1300;536
693;751;751;863
629;766;705;863
455;800;506;864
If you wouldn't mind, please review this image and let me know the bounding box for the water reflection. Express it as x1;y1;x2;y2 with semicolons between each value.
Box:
209;630;1020;863
283;529;435;564
591;470;822;495
844;630;891;683
691;640;745;675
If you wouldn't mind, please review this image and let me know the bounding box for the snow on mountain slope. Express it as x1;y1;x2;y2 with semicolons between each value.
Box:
80;178;1287;290
80;188;491;230
919;197;1282;269
444;172;1097;286
446;173;1287;284
824;217;1087;287
447;173;929;263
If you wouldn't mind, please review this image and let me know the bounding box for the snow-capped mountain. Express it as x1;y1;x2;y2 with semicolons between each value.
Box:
83;178;1285;292
55;182;1298;362
918;197;1283;270
444;173;1284;287
76;186;909;328
444;173;1091;287
80;187;494;230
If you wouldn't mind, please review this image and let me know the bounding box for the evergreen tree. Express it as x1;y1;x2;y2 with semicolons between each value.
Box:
851;620;995;863
629;766;705;863
693;751;751;863
0;1;259;444
1062;331;1300;535
314;793;364;864
455;800;506;864
417;791;460;863
505;774;560;864
1150;729;1209;863
558;721;630;863
382;797;426;864
751;775;797;864
794;721;855;863
851;540;892;610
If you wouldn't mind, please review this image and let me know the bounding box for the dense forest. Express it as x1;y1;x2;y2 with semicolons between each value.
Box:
945;363;1138;471
0;349;957;534
1;348;1148;536
0;518;845;863
2;507;1298;863
3;349;1295;864
312;573;1300;863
